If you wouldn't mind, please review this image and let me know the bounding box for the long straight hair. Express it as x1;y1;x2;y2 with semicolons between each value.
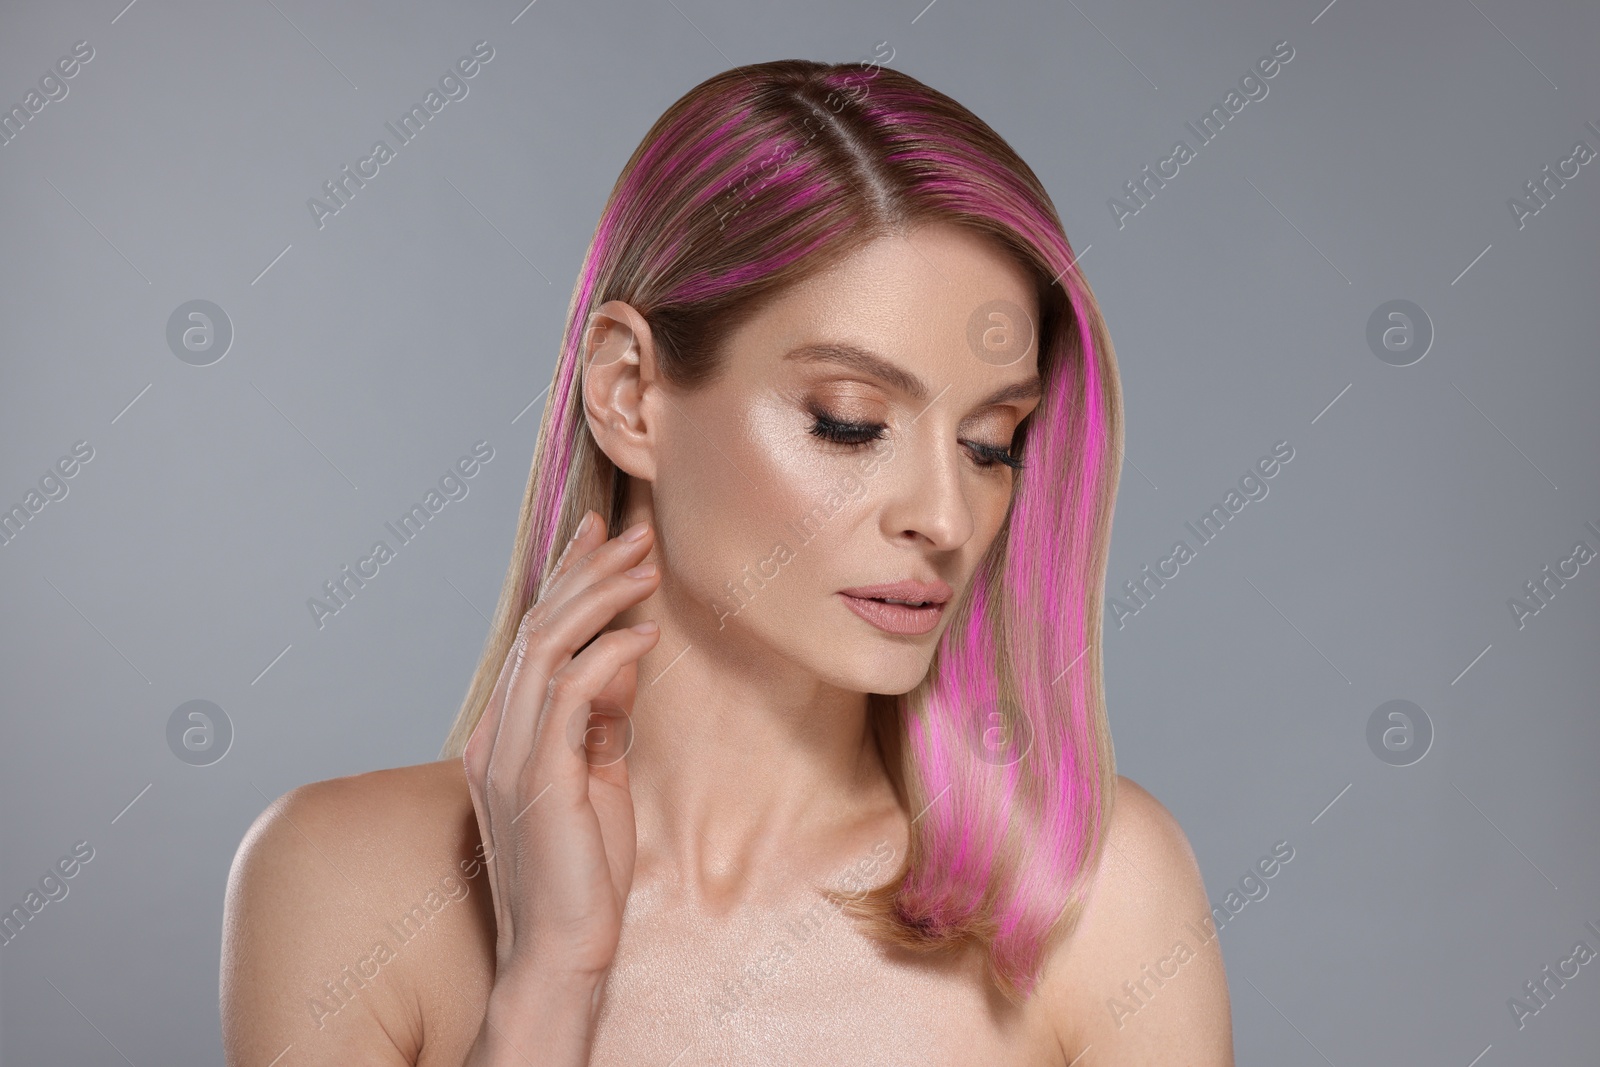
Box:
440;56;1123;1003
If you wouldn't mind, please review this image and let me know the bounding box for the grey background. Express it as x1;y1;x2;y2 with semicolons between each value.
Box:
1;0;1596;1062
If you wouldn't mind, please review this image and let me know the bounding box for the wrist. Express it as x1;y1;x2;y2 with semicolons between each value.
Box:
489;958;607;1018
472;960;610;1064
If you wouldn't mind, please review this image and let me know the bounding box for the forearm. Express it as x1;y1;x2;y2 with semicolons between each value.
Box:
460;967;606;1067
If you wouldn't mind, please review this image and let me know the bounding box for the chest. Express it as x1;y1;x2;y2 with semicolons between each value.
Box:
583;891;1064;1066
409;879;1067;1067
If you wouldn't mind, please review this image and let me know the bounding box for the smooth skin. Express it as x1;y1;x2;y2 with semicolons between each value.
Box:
221;222;1233;1065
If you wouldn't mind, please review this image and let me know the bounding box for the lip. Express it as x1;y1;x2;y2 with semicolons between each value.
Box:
836;579;954;637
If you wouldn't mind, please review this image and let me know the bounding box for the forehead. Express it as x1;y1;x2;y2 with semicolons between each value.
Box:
729;223;1040;373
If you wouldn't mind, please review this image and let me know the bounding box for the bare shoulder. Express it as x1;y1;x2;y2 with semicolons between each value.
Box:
221;759;492;1067
1036;774;1233;1065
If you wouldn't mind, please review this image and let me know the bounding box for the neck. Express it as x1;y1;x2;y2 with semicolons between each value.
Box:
617;613;903;910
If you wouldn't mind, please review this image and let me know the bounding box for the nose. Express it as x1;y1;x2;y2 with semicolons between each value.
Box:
878;427;976;551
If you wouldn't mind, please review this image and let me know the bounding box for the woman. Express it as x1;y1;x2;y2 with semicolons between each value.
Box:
222;58;1232;1065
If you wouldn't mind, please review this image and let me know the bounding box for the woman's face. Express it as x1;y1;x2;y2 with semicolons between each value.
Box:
610;222;1043;696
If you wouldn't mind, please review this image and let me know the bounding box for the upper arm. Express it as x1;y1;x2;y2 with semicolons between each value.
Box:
221;782;419;1067
1044;775;1234;1065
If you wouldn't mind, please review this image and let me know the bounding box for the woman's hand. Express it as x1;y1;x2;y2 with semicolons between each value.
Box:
462;509;661;989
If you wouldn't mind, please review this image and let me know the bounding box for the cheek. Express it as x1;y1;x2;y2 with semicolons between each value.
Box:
652;399;847;606
750;413;866;518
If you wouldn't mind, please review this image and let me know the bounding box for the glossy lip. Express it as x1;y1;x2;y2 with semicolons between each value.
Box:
836;578;954;637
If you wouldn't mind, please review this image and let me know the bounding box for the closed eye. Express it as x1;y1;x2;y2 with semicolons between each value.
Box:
808;411;885;446
807;410;1023;471
962;439;1024;470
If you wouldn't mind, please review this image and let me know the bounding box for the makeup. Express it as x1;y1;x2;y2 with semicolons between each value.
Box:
836;579;953;636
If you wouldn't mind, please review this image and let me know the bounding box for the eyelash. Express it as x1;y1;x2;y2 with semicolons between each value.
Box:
807;409;1024;471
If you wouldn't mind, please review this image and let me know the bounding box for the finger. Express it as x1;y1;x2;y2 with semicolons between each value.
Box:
530;625;656;803
486;568;659;804
475;509;626;774
526;625;660;808
538;509;603;601
478;519;651;855
463;638;528;934
512;563;661;714
483;613;559;811
519;520;651;681
467;620;535;855
466;614;530;780
583;659;639;787
467;606;541;808
477;535;649;857
537;519;653;619
464;616;525;792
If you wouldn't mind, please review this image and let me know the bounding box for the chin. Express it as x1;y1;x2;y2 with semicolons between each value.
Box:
721;608;939;697
818;625;944;696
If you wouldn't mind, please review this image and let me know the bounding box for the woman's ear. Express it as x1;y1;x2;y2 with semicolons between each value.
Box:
581;300;661;482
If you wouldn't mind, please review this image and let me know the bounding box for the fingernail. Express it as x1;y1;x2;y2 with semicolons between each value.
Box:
625;562;656;579
572;512;593;541
630;621;658;634
621;521;650;542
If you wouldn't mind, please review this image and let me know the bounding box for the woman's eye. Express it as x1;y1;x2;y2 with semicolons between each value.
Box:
964;440;1024;471
808;410;887;446
808;408;1024;472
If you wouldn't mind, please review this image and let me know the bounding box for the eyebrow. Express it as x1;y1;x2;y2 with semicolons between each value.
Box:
781;342;1043;407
